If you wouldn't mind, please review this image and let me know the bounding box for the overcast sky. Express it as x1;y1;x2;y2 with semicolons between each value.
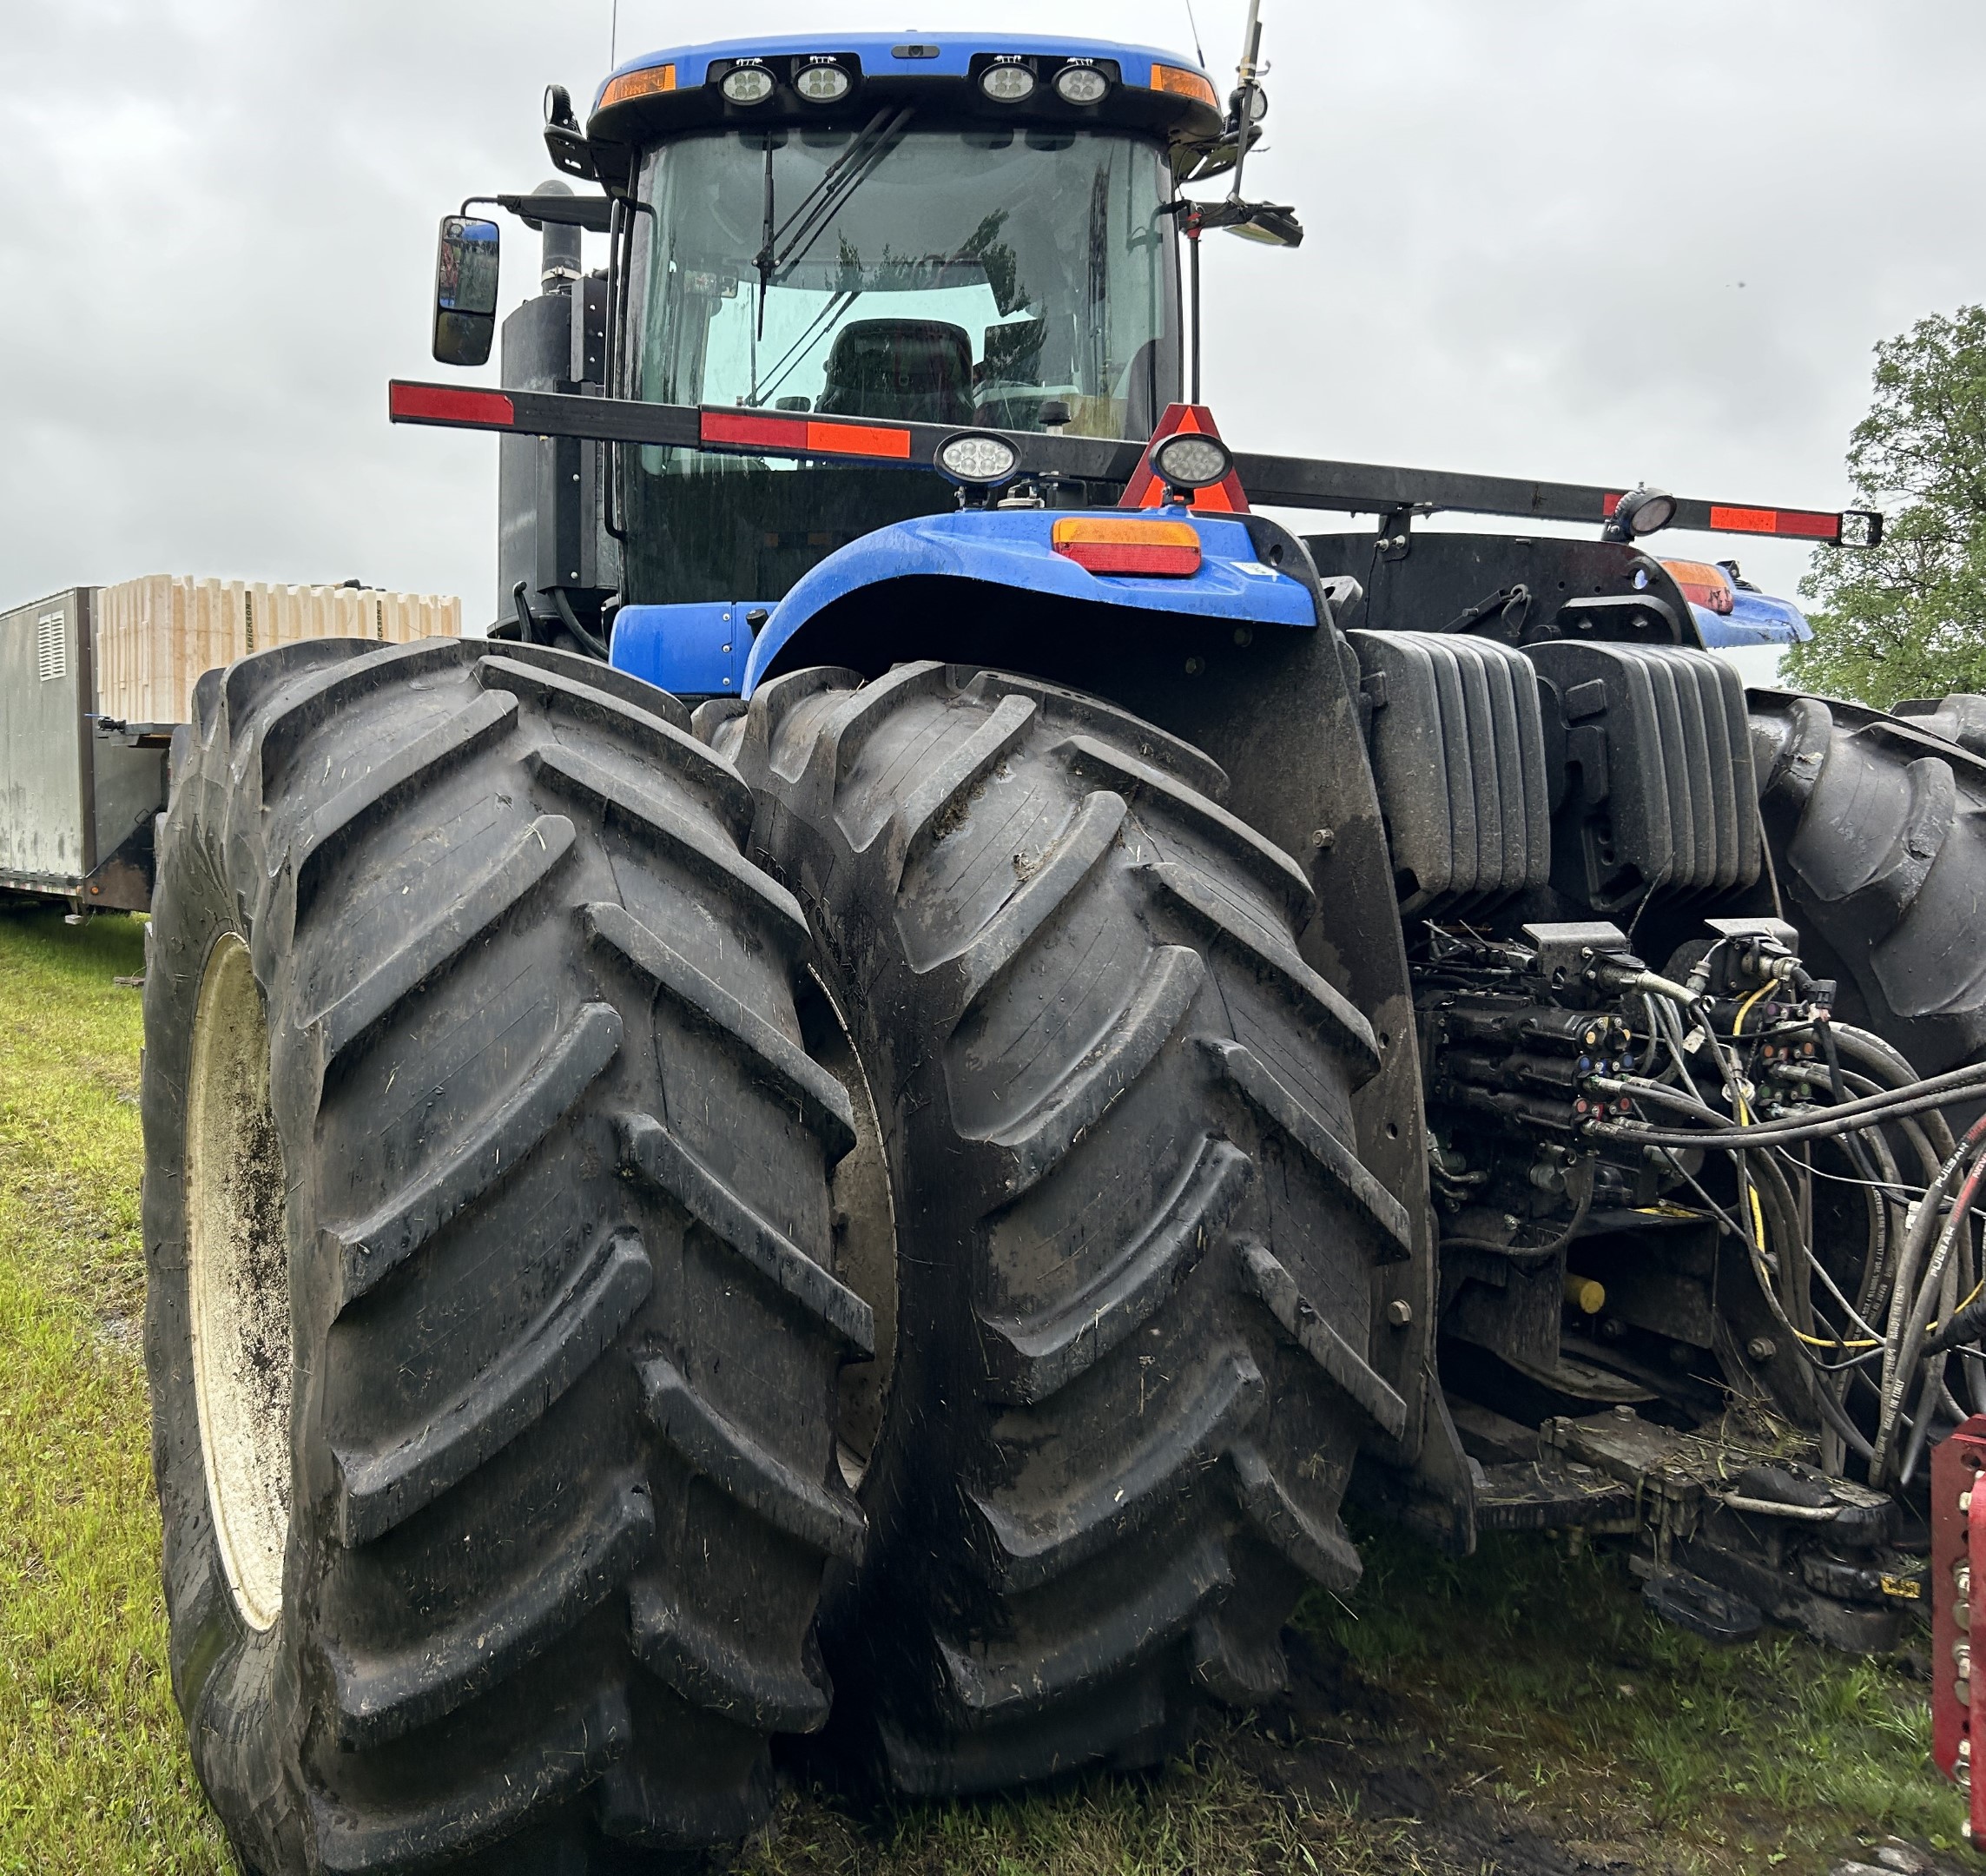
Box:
4;0;1980;673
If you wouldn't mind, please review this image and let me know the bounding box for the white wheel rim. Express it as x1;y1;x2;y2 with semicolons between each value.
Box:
804;974;898;1490
186;933;292;1631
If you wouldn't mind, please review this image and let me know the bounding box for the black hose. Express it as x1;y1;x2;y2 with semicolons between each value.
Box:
1834;1023;1960;1161
1439;1185;1594;1268
550;587;611;662
1820;1021;1892;1198
1594;1069;1986;1148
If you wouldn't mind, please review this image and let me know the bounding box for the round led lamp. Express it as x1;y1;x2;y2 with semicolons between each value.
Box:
980;63;1036;102
1053;65;1110;105
1613;485;1677;538
794;63;852;103
935;432;1022;487
1151;432;1233;490
721;65;775;104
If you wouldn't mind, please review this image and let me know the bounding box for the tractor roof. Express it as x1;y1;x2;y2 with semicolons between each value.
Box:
584;32;1224;156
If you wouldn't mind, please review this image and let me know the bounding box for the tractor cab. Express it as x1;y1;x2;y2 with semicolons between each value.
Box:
440;35;1253;674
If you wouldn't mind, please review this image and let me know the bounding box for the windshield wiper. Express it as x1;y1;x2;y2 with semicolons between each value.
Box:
754;286;863;406
753;106;914;337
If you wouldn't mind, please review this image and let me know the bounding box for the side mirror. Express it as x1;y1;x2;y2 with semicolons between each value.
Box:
432;215;500;367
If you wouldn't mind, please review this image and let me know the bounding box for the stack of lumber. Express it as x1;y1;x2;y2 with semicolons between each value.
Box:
94;576;461;727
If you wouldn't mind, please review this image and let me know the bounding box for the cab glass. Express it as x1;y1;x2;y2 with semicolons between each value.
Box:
624;125;1181;603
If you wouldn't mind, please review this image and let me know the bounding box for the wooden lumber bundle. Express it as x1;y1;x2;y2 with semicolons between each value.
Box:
93;576;461;727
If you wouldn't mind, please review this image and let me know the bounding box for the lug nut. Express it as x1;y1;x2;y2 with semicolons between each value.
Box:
1386;1298;1413;1327
1745;1337;1777;1362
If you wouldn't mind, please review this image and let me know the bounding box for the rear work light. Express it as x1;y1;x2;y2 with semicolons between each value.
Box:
794;62;852;102
980;62;1036;102
1660;558;1735;615
1053;64;1111;105
1051;516;1202;577
720;65;775;104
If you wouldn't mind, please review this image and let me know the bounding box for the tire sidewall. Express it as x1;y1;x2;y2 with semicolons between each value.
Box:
143;697;309;1870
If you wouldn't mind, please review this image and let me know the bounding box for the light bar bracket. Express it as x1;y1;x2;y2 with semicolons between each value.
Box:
386;380;1881;547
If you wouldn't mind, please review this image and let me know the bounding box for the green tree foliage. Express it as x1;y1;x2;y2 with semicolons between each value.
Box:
1787;305;1986;707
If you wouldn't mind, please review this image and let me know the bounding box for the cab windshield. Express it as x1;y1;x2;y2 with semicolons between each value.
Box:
624;124;1180;604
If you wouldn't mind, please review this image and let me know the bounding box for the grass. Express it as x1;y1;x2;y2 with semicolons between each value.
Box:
0;902;1965;1875
0;903;228;1872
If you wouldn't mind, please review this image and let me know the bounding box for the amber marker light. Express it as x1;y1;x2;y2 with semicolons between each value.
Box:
1051;516;1203;577
1150;63;1218;108
1659;559;1736;615
598;63;677;109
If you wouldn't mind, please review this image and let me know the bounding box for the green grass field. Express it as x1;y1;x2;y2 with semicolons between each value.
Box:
0;903;1964;1875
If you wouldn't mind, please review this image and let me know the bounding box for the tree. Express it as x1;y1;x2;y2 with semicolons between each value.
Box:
1786;305;1986;708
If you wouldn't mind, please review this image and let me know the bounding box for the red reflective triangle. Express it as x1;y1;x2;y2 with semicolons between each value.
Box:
1118;404;1250;514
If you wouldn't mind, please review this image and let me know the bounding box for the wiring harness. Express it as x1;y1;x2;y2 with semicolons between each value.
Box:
1418;916;1986;1493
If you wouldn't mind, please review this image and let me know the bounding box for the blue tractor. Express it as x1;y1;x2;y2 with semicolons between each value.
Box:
140;23;1986;1872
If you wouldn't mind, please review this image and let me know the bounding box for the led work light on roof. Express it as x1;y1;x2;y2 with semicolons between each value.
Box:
1053;65;1111;105
721;65;775;104
980;63;1036;102
934;431;1022;503
1604;484;1679;542
794;63;852;102
1151;432;1234;497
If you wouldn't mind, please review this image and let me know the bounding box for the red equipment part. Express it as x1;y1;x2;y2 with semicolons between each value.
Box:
1116;402;1250;514
1930;1416;1986;1841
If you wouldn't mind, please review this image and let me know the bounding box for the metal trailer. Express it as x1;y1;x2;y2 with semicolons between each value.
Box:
0;587;167;913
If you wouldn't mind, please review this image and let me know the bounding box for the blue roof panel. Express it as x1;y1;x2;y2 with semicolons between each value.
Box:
593;32;1209;110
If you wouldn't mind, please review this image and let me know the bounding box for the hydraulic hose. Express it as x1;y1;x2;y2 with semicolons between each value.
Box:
1835;1023;1961;1161
1439;1185;1594;1267
1592;1065;1986;1149
550;587;611;662
1871;1116;1986;1482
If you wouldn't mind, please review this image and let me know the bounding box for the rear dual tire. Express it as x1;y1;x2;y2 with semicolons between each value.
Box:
712;661;1409;1793
144;638;868;1872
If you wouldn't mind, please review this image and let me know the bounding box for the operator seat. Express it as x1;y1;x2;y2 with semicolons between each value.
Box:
817;318;974;426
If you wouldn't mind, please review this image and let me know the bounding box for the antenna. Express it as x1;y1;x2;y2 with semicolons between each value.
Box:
610;0;619;68
1228;1;1265;202
1182;0;1206;67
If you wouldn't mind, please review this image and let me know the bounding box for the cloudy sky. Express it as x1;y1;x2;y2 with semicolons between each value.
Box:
4;0;1979;671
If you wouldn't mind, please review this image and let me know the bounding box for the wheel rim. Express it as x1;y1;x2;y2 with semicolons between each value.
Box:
800;974;899;1489
186;933;292;1631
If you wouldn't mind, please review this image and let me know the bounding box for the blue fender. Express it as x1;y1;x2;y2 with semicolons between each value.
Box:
610;507;1318;697
1691;585;1814;649
741;508;1316;694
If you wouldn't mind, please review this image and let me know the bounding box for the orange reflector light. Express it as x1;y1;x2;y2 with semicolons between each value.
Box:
1659;558;1734;615
700;409;913;461
598;63;677;109
1709;503;1837;539
807;419;911;459
1051;516;1202;577
1150;63;1219;109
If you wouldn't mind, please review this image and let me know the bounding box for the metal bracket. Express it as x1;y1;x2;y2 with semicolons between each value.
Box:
1931;1417;1986;1841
